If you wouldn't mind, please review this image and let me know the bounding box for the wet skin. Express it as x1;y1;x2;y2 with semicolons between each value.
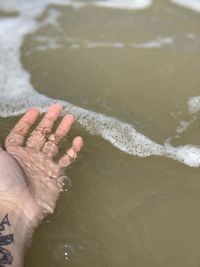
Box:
0;103;83;225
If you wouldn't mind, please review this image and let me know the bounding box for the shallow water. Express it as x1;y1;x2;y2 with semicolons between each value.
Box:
1;0;200;266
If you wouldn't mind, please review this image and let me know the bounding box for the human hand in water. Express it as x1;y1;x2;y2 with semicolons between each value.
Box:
0;104;83;266
0;103;83;225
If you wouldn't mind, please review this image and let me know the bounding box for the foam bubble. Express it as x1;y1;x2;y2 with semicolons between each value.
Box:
0;0;200;168
170;0;200;12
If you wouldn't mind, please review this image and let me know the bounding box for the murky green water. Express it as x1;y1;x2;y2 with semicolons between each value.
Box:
1;1;200;266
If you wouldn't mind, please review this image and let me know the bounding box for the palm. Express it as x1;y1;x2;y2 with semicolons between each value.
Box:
7;146;61;213
2;104;83;221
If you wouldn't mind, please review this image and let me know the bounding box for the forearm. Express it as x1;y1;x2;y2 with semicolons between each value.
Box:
0;206;35;267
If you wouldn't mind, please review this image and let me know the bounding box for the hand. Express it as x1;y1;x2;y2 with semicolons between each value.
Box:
0;103;83;225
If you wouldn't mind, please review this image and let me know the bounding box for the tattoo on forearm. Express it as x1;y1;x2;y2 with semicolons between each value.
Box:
0;214;13;266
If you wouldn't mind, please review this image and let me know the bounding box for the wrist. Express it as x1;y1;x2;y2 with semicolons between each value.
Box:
0;189;44;227
0;204;33;267
0;198;43;259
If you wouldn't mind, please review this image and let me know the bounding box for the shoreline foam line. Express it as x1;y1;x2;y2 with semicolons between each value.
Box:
0;0;200;167
2;94;200;168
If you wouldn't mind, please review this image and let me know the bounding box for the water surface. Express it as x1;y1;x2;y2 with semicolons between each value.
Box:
0;1;200;266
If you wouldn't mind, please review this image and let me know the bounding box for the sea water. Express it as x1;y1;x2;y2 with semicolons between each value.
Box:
0;1;200;267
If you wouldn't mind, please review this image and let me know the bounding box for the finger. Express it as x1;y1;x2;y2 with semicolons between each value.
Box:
55;114;75;141
5;108;40;148
26;103;62;150
42;114;75;158
58;136;83;167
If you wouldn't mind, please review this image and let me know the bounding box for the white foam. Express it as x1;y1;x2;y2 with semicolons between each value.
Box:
80;41;125;49
131;37;174;49
0;0;86;17
94;0;152;10
31;36;61;52
176;120;194;134
170;0;200;12
1;0;200;167
188;96;200;113
31;36;173;51
69;37;174;49
0;0;152;13
164;144;200;167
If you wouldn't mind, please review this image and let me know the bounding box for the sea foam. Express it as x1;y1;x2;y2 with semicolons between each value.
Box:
170;0;200;12
0;0;200;167
94;0;152;10
188;96;200;114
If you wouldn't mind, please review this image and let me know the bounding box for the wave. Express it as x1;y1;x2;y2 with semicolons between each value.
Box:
0;0;200;168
